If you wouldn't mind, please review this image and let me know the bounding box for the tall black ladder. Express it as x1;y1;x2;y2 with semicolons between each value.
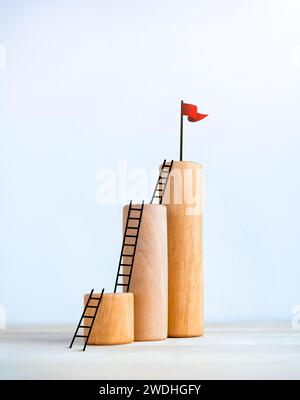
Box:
151;159;173;204
69;288;104;351
114;201;144;293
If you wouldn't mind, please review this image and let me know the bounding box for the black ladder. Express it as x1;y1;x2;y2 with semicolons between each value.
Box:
150;159;174;204
69;288;104;351
114;201;144;293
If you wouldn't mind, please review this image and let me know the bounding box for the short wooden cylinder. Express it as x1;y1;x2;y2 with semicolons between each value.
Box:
83;292;134;345
162;161;204;337
123;204;168;341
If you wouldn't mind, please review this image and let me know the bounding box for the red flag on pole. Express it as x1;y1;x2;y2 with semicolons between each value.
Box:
181;102;208;122
179;100;208;160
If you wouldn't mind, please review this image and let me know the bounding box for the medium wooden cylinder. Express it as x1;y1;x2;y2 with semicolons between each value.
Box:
83;292;134;345
123;204;168;341
162;161;204;337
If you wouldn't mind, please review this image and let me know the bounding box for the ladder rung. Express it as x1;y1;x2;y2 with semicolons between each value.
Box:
79;325;91;329
121;254;133;258
75;335;88;338
128;217;140;220
153;195;161;198
117;283;128;287
118;273;130;277
125;234;137;238
130;207;142;211
120;263;132;266
124;243;135;246
127;226;138;229
90;297;101;300
83;315;94;318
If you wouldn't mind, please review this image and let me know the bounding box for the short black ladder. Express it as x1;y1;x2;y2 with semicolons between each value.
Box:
114;201;144;293
150;159;174;204
69;288;104;351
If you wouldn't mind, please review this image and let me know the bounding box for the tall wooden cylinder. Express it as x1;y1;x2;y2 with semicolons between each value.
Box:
163;161;204;337
83;292;134;345
123;204;168;341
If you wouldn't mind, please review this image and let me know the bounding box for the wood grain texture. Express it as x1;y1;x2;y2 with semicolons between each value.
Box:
162;161;204;337
83;292;134;345
123;204;168;341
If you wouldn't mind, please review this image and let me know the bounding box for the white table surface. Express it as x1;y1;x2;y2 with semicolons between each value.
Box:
0;323;299;380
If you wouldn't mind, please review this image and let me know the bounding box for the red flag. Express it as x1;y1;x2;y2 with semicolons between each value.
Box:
181;102;208;122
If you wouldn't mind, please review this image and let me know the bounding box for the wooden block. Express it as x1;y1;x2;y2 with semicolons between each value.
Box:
162;161;204;337
123;204;168;341
83;292;134;345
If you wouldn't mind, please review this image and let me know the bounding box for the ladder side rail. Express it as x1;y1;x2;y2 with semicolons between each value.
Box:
114;201;133;292
126;201;144;292
150;160;166;204
160;160;173;204
82;288;105;351
69;289;94;348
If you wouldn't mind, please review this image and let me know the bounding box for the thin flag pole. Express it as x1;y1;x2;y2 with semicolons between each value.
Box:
180;100;183;161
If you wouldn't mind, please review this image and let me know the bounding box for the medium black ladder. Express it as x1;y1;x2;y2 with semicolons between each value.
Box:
69;288;104;351
114;201;144;293
150;159;174;204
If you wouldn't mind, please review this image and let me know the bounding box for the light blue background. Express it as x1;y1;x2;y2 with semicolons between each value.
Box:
0;0;299;324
